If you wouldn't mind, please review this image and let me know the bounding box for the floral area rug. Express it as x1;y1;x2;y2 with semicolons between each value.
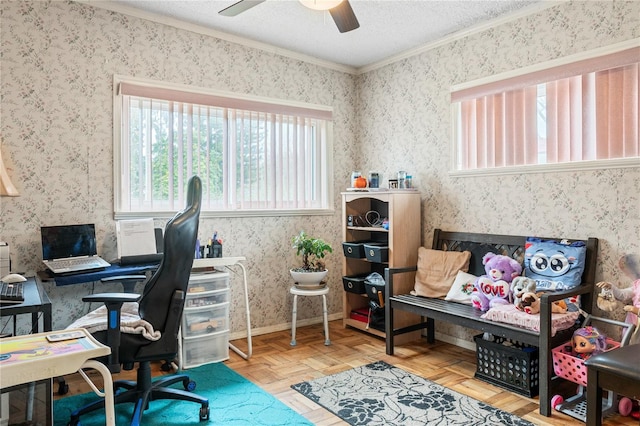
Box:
291;360;534;426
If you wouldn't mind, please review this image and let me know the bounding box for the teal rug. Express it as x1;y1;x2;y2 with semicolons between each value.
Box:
54;362;312;425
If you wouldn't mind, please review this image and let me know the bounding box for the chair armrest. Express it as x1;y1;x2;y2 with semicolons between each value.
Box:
82;292;141;304
81;293;140;373
101;275;147;293
100;275;146;283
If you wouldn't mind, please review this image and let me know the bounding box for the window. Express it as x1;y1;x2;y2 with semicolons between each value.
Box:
114;76;333;217
451;42;639;175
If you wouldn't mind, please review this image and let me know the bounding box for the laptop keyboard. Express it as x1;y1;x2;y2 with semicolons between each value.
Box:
49;258;102;269
0;282;24;303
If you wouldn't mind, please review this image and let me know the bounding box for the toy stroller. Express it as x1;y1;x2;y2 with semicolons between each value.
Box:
550;314;634;422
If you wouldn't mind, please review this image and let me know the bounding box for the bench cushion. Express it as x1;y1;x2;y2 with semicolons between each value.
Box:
481;304;580;336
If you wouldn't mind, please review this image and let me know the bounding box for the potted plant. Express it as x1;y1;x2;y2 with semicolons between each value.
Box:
290;230;333;288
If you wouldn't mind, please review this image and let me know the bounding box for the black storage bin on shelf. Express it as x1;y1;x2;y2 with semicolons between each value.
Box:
342;241;371;259
342;275;368;294
474;334;539;397
363;242;389;263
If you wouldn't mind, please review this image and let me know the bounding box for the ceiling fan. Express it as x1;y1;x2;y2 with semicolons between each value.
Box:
219;0;360;33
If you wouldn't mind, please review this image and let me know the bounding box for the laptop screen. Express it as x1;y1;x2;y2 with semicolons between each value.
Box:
41;224;98;260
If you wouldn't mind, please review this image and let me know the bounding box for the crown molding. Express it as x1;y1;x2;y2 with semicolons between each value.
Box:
76;1;359;75
357;1;562;74
77;1;563;76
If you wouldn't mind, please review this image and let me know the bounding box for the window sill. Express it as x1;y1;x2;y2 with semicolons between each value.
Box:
449;157;639;178
115;208;335;220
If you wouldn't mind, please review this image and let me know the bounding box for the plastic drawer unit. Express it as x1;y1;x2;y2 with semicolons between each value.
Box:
185;287;230;308
182;303;230;337
180;271;230;368
187;272;230;293
182;330;229;368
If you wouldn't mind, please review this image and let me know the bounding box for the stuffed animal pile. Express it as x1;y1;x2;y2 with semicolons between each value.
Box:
471;252;522;312
510;275;567;314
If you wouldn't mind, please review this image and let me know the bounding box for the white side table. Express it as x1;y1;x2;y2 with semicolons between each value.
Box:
289;286;330;347
0;329;114;426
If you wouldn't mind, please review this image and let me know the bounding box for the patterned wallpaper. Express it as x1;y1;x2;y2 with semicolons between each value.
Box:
356;0;640;340
1;1;638;343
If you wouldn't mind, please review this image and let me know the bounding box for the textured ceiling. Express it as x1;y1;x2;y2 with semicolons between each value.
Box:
94;0;544;70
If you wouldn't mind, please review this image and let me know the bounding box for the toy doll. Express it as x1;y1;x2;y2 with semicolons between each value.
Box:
596;253;640;345
596;254;640;420
571;326;607;359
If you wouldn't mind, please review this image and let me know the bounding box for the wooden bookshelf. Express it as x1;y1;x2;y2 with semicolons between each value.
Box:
341;190;422;343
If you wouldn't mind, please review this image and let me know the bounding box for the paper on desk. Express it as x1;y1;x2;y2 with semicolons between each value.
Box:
116;218;157;258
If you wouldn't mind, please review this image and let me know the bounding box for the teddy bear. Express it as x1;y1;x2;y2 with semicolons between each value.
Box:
471;252;522;311
511;276;536;308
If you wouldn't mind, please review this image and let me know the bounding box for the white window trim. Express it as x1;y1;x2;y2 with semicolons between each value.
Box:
449;38;640;178
113;75;335;219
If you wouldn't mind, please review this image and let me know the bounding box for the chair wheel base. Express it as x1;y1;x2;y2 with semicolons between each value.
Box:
58;382;69;395
200;405;210;421
185;379;197;392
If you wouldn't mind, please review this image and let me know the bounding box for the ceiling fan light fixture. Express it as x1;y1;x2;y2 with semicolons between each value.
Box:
299;0;343;11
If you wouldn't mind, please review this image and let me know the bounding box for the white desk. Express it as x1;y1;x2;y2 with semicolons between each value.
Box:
0;329;115;425
192;256;252;359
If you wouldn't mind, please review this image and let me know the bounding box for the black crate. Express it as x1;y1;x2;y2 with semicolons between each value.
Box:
474;334;539;397
363;243;388;263
342;241;371;258
342;275;368;294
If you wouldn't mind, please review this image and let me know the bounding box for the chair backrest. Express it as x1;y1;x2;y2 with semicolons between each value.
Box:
137;176;202;356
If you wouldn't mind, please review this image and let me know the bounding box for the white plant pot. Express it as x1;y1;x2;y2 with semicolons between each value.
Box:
290;269;328;289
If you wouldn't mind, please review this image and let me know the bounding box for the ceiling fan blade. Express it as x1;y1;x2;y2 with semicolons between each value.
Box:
329;0;359;33
219;0;266;17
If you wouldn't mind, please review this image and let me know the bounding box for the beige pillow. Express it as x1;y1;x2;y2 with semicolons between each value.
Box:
412;248;471;298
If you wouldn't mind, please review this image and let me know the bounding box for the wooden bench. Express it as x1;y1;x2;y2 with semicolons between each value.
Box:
384;229;598;417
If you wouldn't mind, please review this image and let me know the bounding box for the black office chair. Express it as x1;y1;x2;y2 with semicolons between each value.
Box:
68;176;209;425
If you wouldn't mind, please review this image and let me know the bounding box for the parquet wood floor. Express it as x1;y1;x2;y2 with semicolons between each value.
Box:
56;320;637;425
